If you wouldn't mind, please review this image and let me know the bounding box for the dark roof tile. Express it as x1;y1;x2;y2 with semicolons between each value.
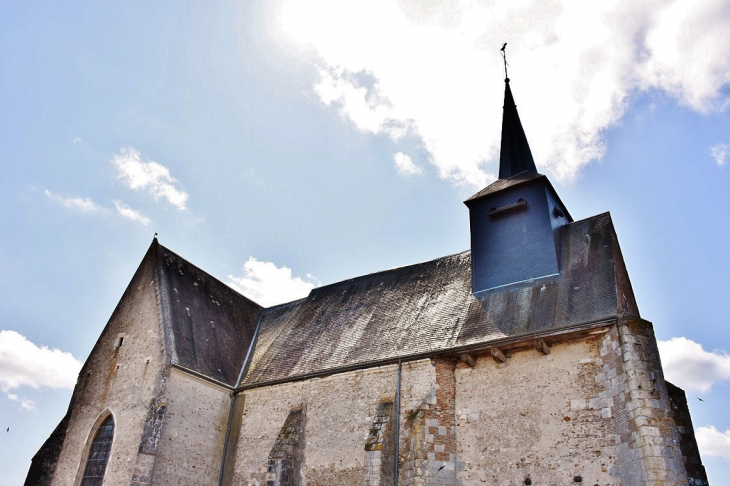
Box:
465;172;544;202
242;212;619;386
155;243;263;386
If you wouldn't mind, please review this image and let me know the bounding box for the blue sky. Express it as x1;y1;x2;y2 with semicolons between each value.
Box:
2;1;730;483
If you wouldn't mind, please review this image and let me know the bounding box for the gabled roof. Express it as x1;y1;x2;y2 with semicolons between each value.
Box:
241;212;622;387
153;241;263;386
141;210;634;389
463;171;573;221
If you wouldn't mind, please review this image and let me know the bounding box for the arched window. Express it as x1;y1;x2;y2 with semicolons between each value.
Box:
81;414;114;486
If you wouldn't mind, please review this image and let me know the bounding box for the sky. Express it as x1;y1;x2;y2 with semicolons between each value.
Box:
1;0;730;483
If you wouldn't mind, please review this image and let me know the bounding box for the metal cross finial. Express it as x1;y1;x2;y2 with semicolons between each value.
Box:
500;43;509;82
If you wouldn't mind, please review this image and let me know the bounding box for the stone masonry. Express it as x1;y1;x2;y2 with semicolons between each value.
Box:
130;396;167;486
48;246;168;486
400;358;463;486
150;370;231;485
600;317;703;485
666;382;709;485
457;338;620;485
364;400;396;486
267;404;306;486
24;412;71;486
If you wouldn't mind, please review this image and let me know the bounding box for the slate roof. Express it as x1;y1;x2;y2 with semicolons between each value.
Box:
135;78;625;389
148;210;627;388
154;242;263;386
498;80;538;179
465;171;544;202
241;211;620;386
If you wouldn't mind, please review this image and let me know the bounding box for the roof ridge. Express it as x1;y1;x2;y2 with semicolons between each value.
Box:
305;249;471;296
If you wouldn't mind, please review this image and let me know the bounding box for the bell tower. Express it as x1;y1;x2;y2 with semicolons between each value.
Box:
465;77;572;294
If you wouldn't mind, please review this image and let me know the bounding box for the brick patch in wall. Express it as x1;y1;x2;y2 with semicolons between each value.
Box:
400;358;464;486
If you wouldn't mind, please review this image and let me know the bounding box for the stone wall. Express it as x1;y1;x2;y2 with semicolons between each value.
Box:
41;278;705;486
364;400;396;485
666;382;709;485
456;338;619;485
604;317;694;485
25;412;71;485
266;403;306;486
228;361;435;485
226;334;709;486
50;248;167;486
150;368;230;485
399;358;461;486
131;396;169;485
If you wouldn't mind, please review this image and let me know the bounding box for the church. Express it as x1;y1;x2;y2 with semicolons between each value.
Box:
27;77;708;486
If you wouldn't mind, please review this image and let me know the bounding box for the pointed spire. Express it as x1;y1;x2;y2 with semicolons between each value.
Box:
499;79;537;179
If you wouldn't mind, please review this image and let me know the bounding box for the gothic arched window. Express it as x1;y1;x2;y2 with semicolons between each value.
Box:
81;414;114;486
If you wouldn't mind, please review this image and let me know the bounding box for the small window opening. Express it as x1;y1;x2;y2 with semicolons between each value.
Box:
113;334;126;349
552;206;564;218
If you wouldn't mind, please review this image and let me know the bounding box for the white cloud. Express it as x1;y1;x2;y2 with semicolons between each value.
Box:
45;190;155;226
72;137;82;144
637;0;730;113
0;330;82;407
227;258;318;307
657;337;730;393
281;0;730;187
696;426;730;460
113;200;152;226
710;143;729;166
44;190;102;213
112;147;189;210
393;152;422;175
7;393;36;412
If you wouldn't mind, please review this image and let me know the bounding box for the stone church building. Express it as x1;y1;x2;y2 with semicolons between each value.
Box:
27;79;708;485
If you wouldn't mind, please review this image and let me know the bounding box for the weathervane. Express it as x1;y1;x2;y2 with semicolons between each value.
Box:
500;43;509;82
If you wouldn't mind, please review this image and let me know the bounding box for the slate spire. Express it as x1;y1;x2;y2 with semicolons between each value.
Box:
499;79;538;179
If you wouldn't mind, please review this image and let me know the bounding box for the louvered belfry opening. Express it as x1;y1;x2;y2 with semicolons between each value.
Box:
81;415;114;486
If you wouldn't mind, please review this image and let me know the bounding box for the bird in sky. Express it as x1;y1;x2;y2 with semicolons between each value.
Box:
5;427;8;433
698;397;704;402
